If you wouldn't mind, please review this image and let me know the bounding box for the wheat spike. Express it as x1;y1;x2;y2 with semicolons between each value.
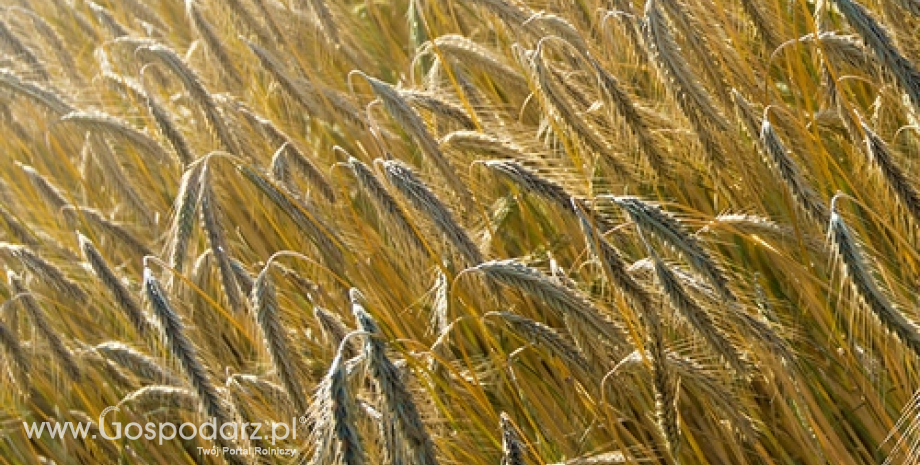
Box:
0;243;86;303
500;412;527;465
474;260;629;351
9;272;81;381
135;43;241;154
352;292;440;465
858;118;920;224
833;0;920;114
308;333;367;465
349;156;428;259
197;165;243;312
609;196;735;303
380;159;483;267
251;265;308;412
78;233;153;337
642;0;729;167
828;197;920;359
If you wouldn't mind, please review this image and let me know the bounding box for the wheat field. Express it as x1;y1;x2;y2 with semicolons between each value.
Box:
0;0;918;463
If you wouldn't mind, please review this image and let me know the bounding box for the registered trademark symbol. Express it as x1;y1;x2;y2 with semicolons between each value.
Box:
299;416;308;424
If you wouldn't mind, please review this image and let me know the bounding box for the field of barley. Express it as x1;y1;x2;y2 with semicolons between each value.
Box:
0;0;919;463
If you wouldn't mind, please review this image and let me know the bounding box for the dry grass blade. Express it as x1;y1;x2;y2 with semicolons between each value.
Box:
828;199;920;359
380;159;483;267
353;294;440;465
9;272;80;381
79;233;153;337
474;260;628;350
251;265;307;412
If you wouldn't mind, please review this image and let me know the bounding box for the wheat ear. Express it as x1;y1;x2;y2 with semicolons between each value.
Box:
167;164;204;275
828;196;920;359
94;342;180;385
500;412;526;465
608;196;735;303
858;118;920;224
198;165;244;312
0;243;86;303
135;43;241;154
251;264;308;412
308;332;367;465
832;0;920;113
474;260;629;351
9;272;81;381
357;72;473;202
143;265;249;464
380;159;484;267
642;0;729;167
352;292;440;465
79;233;154;337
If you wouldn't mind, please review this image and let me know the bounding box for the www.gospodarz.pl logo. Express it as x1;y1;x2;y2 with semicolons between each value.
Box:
23;406;301;456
